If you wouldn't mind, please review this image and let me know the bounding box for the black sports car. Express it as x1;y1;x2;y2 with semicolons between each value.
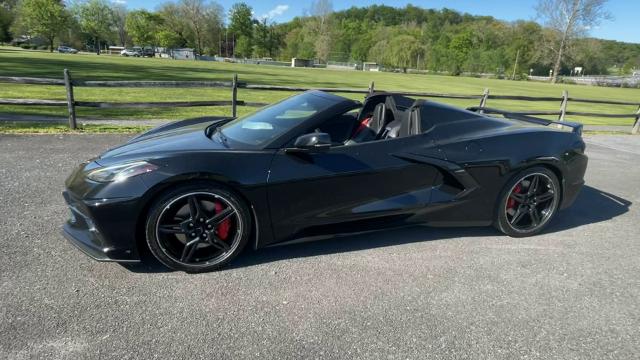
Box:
63;90;588;272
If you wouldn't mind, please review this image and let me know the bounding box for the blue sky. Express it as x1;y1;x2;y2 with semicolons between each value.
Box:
120;0;638;43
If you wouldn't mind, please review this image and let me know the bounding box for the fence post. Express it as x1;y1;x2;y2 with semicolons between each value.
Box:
632;105;640;135
231;73;238;117
478;88;489;114
558;90;568;122
63;69;77;129
368;81;375;96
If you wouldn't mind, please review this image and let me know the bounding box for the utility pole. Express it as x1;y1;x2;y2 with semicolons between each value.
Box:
511;49;520;80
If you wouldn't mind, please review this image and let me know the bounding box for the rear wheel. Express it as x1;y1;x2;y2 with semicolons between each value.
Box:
495;167;560;237
145;184;251;272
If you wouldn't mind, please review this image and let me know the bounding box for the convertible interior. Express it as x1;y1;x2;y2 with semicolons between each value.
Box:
316;93;423;146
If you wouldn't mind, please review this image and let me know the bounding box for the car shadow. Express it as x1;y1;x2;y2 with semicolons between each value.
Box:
120;185;630;273
546;185;631;232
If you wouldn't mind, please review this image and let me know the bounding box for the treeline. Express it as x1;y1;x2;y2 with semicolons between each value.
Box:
1;0;639;76
1;0;226;56
279;4;640;76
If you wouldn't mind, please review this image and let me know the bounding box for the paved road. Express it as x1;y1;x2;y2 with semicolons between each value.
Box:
0;134;638;359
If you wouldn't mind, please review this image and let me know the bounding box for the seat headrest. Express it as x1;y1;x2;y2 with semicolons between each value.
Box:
399;106;421;137
370;103;387;133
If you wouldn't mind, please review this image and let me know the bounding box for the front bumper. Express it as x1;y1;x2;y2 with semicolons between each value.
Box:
62;227;138;262
62;190;141;262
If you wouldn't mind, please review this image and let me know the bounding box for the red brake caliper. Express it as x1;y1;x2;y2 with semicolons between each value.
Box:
507;184;522;210
214;201;231;240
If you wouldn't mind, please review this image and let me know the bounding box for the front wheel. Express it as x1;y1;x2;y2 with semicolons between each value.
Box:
145;184;251;272
495;167;560;237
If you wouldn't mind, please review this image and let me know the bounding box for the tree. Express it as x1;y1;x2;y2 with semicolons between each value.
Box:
126;10;161;47
570;38;608;74
368;39;389;66
0;0;18;42
536;0;611;83
157;29;182;49
309;0;332;27
252;18;268;58
449;31;473;75
178;0;223;55
14;0;69;51
351;36;373;62
314;33;331;62
157;3;190;49
235;35;251;58
228;3;253;57
228;2;253;39
0;9;9;42
251;19;282;58
201;6;223;55
506;21;545;78
309;0;332;62
282;26;303;59
74;0;114;54
111;2;127;47
388;35;424;72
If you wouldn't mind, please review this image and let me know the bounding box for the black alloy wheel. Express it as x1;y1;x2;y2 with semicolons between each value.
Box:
496;167;560;237
145;185;251;272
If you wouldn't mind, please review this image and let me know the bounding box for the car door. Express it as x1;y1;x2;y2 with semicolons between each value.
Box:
266;133;443;244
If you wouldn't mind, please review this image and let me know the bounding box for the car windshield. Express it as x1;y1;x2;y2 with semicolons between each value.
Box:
217;92;338;148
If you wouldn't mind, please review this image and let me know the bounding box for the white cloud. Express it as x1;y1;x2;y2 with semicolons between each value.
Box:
112;0;126;4
260;5;289;20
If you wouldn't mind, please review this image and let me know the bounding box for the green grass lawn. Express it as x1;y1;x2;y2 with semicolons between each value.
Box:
1;46;639;126
0;122;151;133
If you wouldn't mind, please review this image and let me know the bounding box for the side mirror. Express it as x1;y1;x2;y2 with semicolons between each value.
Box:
288;132;331;153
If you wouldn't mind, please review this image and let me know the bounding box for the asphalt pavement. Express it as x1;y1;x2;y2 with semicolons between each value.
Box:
0;134;638;359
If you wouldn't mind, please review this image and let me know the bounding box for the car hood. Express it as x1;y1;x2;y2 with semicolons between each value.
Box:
98;117;231;162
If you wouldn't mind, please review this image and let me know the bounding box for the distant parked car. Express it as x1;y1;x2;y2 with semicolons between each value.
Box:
120;48;141;57
57;46;78;54
133;46;155;57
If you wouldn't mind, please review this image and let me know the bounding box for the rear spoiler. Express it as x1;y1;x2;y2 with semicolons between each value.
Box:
467;106;583;136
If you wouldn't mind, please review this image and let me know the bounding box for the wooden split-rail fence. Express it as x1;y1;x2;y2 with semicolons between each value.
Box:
0;69;638;134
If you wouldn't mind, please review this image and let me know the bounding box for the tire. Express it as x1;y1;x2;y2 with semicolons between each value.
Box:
145;183;251;272
495;166;560;237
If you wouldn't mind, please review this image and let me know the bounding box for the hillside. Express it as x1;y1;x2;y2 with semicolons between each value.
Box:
275;5;640;76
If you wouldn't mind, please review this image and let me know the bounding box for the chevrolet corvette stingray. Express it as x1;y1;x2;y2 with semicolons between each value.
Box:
62;90;587;272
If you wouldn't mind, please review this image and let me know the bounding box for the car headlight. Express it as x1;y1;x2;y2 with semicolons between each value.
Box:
87;161;158;183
